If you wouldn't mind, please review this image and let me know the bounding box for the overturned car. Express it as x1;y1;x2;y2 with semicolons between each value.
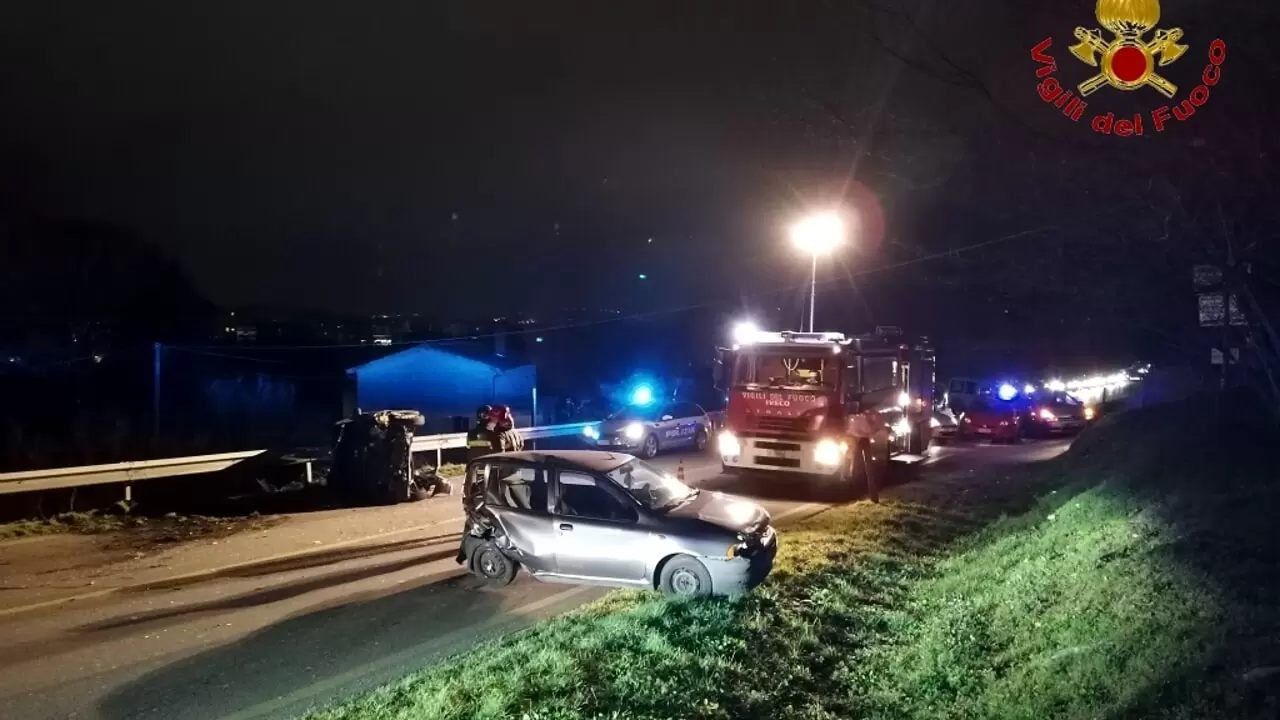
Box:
328;409;450;505
456;449;776;597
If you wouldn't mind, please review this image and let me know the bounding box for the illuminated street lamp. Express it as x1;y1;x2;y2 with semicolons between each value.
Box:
790;212;845;332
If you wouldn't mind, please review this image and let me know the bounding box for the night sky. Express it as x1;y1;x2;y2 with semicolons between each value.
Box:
2;1;1276;369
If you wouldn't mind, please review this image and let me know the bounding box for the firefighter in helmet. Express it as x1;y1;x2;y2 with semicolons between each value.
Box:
466;404;499;463
488;404;524;452
849;388;894;504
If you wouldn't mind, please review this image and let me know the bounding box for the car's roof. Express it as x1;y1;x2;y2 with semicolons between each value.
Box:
471;449;636;472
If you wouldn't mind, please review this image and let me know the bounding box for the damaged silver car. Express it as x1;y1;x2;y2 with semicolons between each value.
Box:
455;450;776;597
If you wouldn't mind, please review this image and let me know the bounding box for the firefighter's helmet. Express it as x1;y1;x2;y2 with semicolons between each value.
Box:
475;404;494;423
488;404;514;427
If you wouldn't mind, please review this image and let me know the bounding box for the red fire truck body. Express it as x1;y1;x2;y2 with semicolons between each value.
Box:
714;327;935;482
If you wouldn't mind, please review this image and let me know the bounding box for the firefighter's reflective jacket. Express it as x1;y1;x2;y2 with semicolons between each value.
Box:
466;426;502;462
466;425;524;462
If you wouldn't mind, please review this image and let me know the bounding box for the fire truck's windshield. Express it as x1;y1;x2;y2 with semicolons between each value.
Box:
734;353;835;390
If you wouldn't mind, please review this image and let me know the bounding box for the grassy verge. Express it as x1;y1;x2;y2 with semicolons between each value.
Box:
0;510;277;546
0;510;146;539
311;392;1279;720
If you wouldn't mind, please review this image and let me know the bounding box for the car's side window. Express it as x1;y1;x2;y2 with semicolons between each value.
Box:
672;402;700;418
556;471;638;523
482;462;547;513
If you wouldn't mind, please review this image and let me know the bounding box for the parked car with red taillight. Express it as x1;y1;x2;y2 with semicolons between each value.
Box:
959;397;1022;443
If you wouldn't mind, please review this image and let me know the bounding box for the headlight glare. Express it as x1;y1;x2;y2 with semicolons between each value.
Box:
624;422;644;440
718;430;741;456
813;438;845;467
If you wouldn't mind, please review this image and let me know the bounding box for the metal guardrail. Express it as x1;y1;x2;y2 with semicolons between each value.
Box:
0;414;723;497
408;421;596;453
0;450;269;496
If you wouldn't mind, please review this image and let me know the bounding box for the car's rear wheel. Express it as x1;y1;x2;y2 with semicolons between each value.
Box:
471;542;517;586
642;433;660;459
659;555;713;597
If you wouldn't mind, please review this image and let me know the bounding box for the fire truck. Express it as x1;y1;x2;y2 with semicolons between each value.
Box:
713;326;935;487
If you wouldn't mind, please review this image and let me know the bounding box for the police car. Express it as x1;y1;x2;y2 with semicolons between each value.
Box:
583;400;712;459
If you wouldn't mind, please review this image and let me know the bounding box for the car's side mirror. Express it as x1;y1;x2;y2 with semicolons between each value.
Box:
661;415;673;421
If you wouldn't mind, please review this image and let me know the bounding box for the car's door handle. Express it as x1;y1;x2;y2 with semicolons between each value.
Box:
559;523;573;531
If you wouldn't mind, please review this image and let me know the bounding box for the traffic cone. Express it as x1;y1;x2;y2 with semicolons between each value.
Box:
677;459;685;482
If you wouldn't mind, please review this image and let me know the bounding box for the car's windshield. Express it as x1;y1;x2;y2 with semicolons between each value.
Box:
735;353;835;389
1044;392;1080;406
606;459;697;510
969;397;1003;413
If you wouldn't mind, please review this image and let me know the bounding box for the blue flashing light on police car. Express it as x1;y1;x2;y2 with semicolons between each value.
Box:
997;383;1019;401
630;384;655;406
582;425;600;439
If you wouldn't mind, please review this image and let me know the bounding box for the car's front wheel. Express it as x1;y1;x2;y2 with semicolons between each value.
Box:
659;555;713;597
693;428;708;452
641;433;660;458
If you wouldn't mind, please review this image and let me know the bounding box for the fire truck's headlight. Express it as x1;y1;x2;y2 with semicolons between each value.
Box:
814;438;846;467
719;431;741;456
624;423;644;440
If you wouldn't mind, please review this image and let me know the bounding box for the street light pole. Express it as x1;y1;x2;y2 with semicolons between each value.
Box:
809;252;818;332
791;212;846;334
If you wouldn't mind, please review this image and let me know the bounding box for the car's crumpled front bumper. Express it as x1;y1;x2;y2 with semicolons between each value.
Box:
701;529;778;597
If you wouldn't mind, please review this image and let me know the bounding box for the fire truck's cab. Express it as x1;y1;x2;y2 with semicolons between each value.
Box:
713;326;935;484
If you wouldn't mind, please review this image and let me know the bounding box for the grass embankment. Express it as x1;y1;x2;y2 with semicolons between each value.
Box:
0;510;275;544
312;392;1279;720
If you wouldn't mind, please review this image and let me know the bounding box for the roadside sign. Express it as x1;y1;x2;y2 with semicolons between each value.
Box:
1210;348;1240;365
1193;265;1223;289
1198;293;1246;327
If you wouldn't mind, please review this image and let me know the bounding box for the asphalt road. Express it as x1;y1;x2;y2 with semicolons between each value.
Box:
0;439;1070;720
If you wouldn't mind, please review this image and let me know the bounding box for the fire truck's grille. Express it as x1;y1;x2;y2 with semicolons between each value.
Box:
756;440;802;451
755;455;802;469
754;417;809;435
